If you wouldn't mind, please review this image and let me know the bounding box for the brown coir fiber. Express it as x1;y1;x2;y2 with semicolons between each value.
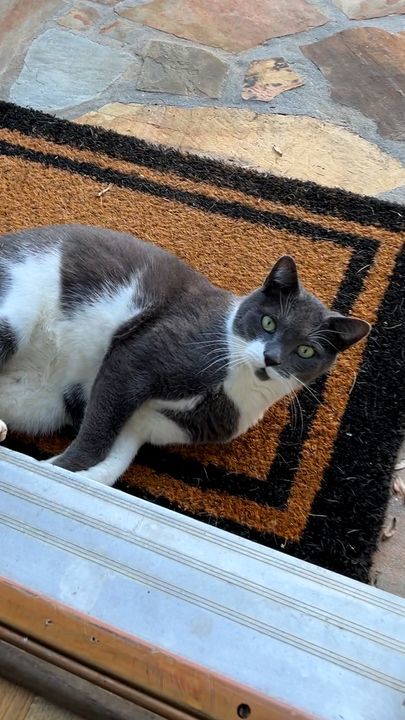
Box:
1;101;404;581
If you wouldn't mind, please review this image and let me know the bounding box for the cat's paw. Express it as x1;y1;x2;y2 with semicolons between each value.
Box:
75;467;116;487
0;420;8;443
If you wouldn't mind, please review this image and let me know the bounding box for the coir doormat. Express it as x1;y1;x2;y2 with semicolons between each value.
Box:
1;101;404;582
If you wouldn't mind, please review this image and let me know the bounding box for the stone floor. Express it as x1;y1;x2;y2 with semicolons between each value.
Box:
0;0;404;597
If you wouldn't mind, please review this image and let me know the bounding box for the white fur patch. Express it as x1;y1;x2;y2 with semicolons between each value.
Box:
224;301;298;436
0;419;7;442
0;249;144;434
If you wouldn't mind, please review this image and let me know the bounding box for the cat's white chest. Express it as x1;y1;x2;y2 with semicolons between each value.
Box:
223;314;294;437
223;364;293;437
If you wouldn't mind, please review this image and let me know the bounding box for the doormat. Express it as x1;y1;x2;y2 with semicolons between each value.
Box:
1;100;404;582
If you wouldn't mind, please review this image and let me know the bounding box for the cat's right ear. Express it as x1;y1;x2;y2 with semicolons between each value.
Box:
322;315;371;352
262;255;299;296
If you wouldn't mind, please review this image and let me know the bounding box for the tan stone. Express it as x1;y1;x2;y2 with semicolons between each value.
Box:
75;103;405;196
117;0;328;53
242;58;304;101
333;0;405;19
58;5;100;32
302;28;405;141
0;0;62;85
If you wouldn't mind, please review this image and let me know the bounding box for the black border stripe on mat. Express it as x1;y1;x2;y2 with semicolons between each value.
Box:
0;138;380;257
0;134;380;511
0;100;404;232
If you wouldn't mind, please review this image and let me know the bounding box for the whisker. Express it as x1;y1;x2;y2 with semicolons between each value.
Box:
190;338;229;347
286;378;304;437
211;353;248;375
310;334;337;350
199;354;231;374
289;373;321;403
201;346;232;358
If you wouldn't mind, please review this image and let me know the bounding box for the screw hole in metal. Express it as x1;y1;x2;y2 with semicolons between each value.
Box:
237;703;251;718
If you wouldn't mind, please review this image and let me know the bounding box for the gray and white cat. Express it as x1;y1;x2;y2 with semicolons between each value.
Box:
0;224;370;486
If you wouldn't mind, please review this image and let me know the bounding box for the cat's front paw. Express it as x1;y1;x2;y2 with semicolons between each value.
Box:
75;467;116;487
0;420;8;442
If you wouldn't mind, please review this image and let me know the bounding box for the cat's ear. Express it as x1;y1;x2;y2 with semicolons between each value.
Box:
263;256;299;296
323;315;371;352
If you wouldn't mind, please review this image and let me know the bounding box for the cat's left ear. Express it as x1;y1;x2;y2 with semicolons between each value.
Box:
323;315;371;352
263;255;299;296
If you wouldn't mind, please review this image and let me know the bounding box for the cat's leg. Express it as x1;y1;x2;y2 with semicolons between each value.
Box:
72;407;189;486
51;347;149;478
74;419;142;486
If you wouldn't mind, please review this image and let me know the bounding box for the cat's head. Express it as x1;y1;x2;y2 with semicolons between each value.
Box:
232;256;370;384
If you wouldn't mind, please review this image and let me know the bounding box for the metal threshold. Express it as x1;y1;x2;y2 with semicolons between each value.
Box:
0;447;404;720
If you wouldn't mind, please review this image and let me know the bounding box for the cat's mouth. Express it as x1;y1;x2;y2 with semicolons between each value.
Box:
254;366;285;382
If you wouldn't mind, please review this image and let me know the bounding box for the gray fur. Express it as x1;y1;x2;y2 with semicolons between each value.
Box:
0;225;61;261
163;389;239;443
63;384;86;432
0;319;18;366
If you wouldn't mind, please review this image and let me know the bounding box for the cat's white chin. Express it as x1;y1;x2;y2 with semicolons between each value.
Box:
265;366;284;381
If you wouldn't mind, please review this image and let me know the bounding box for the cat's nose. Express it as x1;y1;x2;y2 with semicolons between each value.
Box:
264;352;281;367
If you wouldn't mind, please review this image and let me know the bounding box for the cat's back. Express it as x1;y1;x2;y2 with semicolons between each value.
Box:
0;223;206;307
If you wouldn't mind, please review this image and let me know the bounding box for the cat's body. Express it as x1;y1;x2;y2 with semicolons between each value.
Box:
0;224;370;486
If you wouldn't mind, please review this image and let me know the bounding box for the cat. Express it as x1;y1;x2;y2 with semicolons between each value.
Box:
0;224;370;486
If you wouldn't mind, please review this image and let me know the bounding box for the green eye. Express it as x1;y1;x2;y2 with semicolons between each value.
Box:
262;315;277;333
297;344;315;359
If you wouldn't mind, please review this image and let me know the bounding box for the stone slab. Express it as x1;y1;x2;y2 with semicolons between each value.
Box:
117;0;328;53
242;58;304;101
99;18;139;42
378;184;405;204
302;28;405;141
57;5;101;32
75;102;405;195
0;0;63;88
9;28;133;112
136;40;228;98
333;0;405;19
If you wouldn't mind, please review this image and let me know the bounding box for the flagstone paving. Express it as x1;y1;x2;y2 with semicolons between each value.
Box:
0;0;403;199
0;0;404;595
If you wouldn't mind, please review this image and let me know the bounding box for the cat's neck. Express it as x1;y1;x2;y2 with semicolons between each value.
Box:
223;299;296;436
